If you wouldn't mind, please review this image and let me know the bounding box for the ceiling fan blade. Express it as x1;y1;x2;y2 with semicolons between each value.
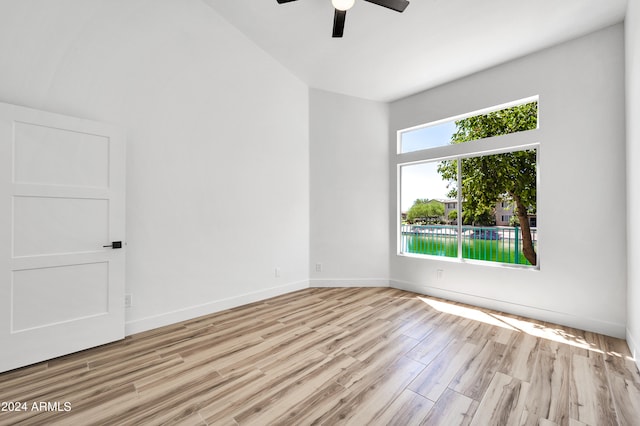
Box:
276;0;298;3
363;0;409;12
332;9;346;38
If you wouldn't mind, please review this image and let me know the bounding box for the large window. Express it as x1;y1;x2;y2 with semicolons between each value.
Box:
397;98;539;268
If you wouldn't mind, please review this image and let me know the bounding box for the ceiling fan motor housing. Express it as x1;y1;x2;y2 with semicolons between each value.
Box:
276;0;410;38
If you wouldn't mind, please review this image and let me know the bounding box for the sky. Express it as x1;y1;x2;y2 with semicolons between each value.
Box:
401;120;456;153
401;162;454;212
400;121;457;212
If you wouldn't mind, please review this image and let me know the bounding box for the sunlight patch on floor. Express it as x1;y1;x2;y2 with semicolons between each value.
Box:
493;313;602;354
418;297;518;331
417;296;617;356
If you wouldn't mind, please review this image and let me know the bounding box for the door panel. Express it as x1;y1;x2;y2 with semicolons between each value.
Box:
0;102;125;373
12;262;109;332
13;196;109;257
13;121;110;187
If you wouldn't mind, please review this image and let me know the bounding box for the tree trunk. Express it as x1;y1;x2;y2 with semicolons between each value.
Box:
511;193;537;266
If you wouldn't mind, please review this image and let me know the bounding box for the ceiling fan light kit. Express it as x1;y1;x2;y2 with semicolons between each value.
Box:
276;0;410;38
331;0;356;11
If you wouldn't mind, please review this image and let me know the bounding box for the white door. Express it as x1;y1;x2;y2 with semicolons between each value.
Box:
0;102;125;373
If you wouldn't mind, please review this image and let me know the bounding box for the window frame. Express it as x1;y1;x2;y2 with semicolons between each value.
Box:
396;97;541;270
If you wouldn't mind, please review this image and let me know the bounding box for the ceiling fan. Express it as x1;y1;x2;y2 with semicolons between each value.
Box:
276;0;410;38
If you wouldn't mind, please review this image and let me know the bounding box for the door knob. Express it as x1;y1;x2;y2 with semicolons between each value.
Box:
103;241;122;249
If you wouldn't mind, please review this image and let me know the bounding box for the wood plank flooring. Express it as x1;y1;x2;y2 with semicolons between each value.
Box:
0;287;639;425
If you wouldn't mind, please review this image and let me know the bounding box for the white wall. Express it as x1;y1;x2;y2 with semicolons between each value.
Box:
0;0;310;334
390;25;627;337
626;0;640;368
309;89;389;286
0;0;634;347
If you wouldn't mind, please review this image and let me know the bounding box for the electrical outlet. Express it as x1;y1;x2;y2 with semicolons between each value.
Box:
315;263;322;273
275;267;281;278
125;294;132;308
436;269;444;280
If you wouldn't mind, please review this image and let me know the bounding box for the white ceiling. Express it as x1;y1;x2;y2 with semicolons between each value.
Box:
203;0;627;102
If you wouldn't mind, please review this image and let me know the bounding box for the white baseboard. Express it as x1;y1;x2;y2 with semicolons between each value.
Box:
124;277;629;343
391;279;626;339
309;278;391;288
627;328;640;372
125;280;310;336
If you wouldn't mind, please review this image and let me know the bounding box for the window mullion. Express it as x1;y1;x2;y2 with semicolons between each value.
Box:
457;158;462;260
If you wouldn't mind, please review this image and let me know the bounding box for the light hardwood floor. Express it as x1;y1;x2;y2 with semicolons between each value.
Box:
1;287;639;425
